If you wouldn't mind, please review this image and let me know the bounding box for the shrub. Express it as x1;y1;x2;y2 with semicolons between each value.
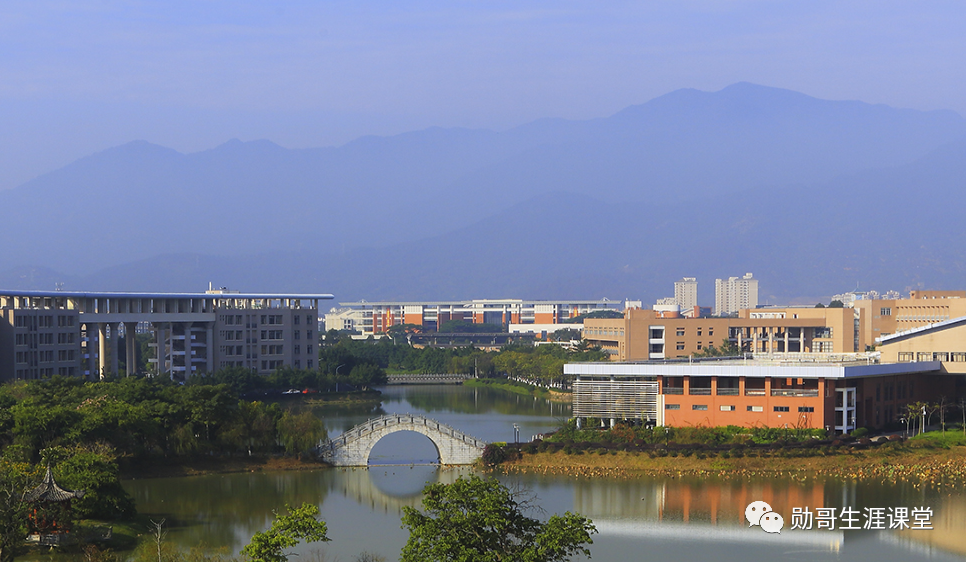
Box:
481;444;507;466
852;427;869;438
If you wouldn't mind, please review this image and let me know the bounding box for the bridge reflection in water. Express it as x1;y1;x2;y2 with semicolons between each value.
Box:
334;465;471;514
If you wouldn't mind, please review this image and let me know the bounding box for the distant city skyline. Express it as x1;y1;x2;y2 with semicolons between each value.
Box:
3;2;966;190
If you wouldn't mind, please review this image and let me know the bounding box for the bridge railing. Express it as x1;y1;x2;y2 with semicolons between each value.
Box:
319;414;488;452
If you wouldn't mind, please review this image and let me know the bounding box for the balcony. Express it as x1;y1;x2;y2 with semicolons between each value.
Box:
771;389;820;397
663;387;684;395
745;389;766;396
716;388;740;396
689;388;712;395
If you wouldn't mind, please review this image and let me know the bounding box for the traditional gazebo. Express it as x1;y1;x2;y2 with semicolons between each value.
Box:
25;468;85;546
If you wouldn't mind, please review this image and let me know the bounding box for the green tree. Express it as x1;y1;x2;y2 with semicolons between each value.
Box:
0;460;36;562
241;503;329;562
400;474;596;562
695;339;740;357
276;412;326;458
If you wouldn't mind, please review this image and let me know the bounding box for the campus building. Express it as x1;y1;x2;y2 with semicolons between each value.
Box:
567;356;957;433
570;308;966;432
583;306;860;361
852;290;966;348
0;288;332;381
324;298;637;336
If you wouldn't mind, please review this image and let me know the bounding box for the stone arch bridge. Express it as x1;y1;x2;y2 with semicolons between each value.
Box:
319;414;487;466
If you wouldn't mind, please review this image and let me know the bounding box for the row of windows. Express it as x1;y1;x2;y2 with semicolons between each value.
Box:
14;315;75;328
898;352;966;363
666;404;815;413
674;328;715;337
15;333;74;346
15;350;74;363
262;344;284;355
220;314;315;326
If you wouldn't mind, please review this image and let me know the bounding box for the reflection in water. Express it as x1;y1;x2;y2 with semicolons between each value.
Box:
121;385;966;562
124;468;966;562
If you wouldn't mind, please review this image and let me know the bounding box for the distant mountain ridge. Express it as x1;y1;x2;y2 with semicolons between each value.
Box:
1;83;965;303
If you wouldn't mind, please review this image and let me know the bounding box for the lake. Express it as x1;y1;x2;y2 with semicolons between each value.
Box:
123;385;966;562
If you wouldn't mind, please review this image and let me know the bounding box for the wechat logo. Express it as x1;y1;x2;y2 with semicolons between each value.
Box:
746;501;784;534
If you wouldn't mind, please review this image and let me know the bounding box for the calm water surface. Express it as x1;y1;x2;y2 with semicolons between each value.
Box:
123;385;966;562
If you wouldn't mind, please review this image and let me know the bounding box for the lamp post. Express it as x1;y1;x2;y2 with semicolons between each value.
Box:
513;423;520;444
335;363;345;392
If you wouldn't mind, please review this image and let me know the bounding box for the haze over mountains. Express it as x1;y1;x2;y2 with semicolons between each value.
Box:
3;83;966;307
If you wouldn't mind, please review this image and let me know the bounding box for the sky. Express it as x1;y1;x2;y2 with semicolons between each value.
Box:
2;0;966;190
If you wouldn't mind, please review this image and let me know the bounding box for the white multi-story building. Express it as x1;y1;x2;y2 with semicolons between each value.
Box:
674;277;698;311
714;273;759;316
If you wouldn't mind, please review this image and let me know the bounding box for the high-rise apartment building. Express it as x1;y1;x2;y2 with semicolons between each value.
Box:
715;273;758;316
674;277;698;311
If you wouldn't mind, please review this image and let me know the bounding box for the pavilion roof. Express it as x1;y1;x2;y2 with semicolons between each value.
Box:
24;468;85;503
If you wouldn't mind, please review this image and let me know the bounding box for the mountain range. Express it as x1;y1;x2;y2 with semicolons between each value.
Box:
2;82;965;308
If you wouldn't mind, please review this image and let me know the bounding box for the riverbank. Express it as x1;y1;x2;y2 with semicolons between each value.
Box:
298;389;382;405
497;444;966;486
120;455;330;479
464;378;572;402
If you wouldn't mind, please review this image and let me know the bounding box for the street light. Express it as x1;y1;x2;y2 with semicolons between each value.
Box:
335;363;345;392
513;423;520;444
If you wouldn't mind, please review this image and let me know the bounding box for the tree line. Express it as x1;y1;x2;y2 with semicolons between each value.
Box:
321;330;608;383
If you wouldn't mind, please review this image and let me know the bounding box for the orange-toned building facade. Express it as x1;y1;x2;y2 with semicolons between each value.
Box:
567;359;956;432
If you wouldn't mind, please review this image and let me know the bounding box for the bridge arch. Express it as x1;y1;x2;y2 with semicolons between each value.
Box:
319;414;487;467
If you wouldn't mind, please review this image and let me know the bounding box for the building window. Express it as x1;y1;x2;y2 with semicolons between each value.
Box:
676;343;685;350
697;329;702;336
294;360;301;368
294;315;301;325
696;343;702;350
798;406;814;412
307;315;314;326
720;405;735;411
294;330;301;340
774;406;790;412
708;328;714;336
692;404;708;411
294;345;301;355
307;360;313;369
880;307;892;316
676;328;685;336
307;344;313;355
747;405;763;412
665;404;680;410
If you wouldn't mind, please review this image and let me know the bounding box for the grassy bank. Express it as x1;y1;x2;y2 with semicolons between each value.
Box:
464;378;571;402
495;441;966;487
120;455;329;479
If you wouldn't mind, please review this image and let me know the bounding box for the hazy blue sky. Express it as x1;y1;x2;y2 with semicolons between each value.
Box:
2;1;965;189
